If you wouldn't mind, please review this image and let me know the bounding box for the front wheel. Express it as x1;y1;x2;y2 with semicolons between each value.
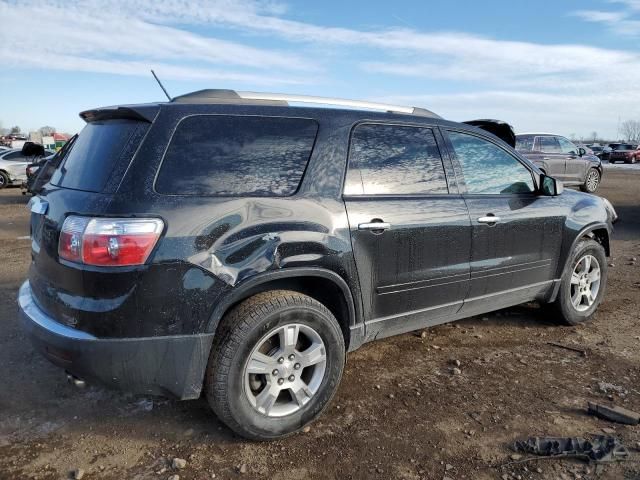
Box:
580;168;600;193
0;171;8;189
551;239;607;325
205;290;345;440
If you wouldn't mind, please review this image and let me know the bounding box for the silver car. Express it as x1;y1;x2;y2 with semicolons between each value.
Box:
0;148;54;189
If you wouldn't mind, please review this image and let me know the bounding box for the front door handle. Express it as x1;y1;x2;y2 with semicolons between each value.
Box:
477;215;500;225
358;221;391;233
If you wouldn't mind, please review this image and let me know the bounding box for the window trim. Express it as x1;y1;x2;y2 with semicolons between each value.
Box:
153;113;320;197
442;127;538;196
341;120;454;199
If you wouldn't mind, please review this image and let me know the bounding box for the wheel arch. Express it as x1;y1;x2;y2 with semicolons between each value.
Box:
547;223;610;304
557;223;610;278
206;268;363;351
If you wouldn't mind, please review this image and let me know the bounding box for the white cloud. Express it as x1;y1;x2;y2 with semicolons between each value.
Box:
611;0;640;10
381;90;639;140
572;2;640;37
573;10;628;22
1;0;639;138
0;0;315;84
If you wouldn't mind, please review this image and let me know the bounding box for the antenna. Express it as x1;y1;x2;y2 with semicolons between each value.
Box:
151;70;172;101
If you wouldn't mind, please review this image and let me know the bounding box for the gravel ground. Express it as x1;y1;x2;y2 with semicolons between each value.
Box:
1;170;639;480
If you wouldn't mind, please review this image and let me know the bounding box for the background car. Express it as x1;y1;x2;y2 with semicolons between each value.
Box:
25;134;77;195
608;143;639;164
515;133;603;192
587;144;605;160
0;147;55;189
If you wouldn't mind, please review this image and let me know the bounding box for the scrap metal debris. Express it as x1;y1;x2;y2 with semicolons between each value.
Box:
588;402;640;425
547;341;587;357
513;436;630;463
597;382;627;395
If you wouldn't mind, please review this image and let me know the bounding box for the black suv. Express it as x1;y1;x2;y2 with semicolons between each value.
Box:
19;90;613;440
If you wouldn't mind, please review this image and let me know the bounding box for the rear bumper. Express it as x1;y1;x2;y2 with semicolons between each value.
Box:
18;281;213;399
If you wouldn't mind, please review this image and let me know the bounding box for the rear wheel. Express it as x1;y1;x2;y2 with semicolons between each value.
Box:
0;171;8;189
581;168;600;193
205;290;345;440
551;239;607;325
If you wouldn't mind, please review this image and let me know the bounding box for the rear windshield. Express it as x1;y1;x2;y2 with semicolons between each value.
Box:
155;115;318;196
51;120;147;192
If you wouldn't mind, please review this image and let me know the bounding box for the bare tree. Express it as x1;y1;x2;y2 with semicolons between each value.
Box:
10;126;21;134
39;126;56;136
619;120;640;143
591;131;598;142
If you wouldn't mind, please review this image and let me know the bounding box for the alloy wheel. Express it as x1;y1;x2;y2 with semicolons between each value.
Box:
586;170;599;192
243;323;327;417
570;254;601;312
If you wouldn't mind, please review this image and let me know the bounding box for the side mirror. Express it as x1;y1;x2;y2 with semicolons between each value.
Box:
578;147;586;156
540;174;563;196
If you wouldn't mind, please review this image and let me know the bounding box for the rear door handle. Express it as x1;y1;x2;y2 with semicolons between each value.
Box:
477;216;500;225
358;221;391;233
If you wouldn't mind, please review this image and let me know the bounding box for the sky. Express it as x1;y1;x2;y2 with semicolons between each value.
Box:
1;0;639;139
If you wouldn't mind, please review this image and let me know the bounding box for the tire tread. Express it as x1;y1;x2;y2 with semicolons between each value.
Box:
204;290;343;440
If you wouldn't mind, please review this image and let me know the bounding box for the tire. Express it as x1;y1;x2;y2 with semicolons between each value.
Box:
0;171;8;189
205;290;345;440
580;168;600;193
551;239;607;325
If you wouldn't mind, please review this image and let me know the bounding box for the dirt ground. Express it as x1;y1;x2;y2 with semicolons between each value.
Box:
1;168;639;480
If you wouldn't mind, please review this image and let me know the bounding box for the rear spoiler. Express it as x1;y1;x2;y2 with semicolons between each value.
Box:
463;119;515;148
80;105;159;123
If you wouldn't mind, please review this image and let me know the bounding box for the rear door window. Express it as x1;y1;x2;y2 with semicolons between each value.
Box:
536;136;562;153
155;115;318;196
344;124;448;195
515;135;534;151
51;120;147;192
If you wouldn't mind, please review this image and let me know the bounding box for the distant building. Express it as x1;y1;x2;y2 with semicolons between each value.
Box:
53;133;69;150
42;136;56;150
29;131;43;145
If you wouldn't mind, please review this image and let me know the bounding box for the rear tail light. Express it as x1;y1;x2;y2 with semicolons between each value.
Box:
59;216;164;266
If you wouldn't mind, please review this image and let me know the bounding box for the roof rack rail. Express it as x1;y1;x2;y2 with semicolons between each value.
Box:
170;89;440;118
